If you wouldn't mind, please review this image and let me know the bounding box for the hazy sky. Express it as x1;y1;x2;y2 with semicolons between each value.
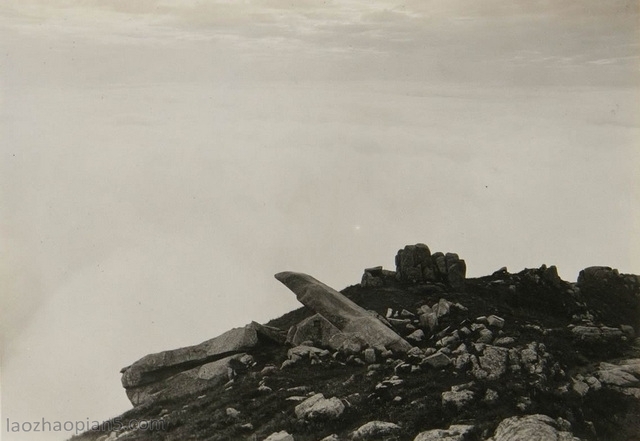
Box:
1;1;638;440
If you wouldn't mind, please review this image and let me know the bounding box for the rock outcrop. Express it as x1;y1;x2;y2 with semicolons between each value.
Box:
92;245;640;441
395;244;467;290
487;414;580;441
275;271;412;353
120;323;277;406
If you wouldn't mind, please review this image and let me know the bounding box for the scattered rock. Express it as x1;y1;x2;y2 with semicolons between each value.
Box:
442;386;475;410
294;393;345;420
487;414;580;441
364;348;377;364
352;421;401;440
419;313;439;333
571;325;624;344
225;407;240;418
472;346;508;380
407;329;426;343
264;431;295;441
414;424;474;441
423;351;451;369
487;315;505;329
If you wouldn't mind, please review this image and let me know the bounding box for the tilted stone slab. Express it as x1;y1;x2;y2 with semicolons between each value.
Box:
121;325;259;389
275;271;412;353
125;353;244;406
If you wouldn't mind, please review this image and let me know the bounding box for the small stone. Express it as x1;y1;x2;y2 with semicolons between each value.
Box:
226;407;241;418
483;388;499;404
408;329;426;342
423;351;451;368
264;431;294;441
572;379;589;397
487;315;505;329
414;424;474;441
294;393;345;420
364;348;376;364
494;337;515;346
352;421;401;440
476;329;494;344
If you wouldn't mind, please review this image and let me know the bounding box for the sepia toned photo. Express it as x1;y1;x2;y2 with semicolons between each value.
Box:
1;1;639;441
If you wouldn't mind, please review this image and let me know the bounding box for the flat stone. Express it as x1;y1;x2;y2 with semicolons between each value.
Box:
121;326;259;389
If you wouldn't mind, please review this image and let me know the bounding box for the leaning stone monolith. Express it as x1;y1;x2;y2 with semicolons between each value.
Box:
275;271;412;353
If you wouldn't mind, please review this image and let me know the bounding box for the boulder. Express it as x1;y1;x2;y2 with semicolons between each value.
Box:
395;245;466;289
275;272;412;353
472;346;508;380
352;421;401;440
396;244;433;283
294;393;345;420
487;414;580;441
125;353;246;406
121;325;259;389
423;351;451;369
445;253;467;291
264;431;295;441
596;359;640;388
571;325;624;344
419;312;439;332
442;387;475;410
287;314;342;347
414;424;474;441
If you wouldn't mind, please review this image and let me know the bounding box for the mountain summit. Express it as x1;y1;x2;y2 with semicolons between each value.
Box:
72;244;640;441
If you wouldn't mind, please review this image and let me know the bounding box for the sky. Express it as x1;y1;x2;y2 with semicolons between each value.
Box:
1;1;638;440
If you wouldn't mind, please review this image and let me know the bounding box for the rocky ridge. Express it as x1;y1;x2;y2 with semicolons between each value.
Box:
72;244;640;441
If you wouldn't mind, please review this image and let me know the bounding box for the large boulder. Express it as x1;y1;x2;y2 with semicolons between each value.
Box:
351;421;401;440
396;244;434;283
121;325;260;389
125;353;248;406
414;424;474;441
294;393;345;420
576;266;640;331
275;272;412;353
395;244;466;289
486;414;580;441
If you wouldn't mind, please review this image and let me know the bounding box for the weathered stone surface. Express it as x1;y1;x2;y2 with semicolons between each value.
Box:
442;388;475;410
472;346;508;380
407;329;426;343
125;353;246;406
596;359;640;388
446;253;467;291
294;393;345;420
287;313;342;347
487;414;580;441
414;424;474;441
121;326;259;389
352;421;401;440
364;348;377;364
419;312;439;332
250;321;287;345
394;244;466;289
487;315;505;329
423;351;451;368
275;272;412;353
264;431;295;441
571;325;624;344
